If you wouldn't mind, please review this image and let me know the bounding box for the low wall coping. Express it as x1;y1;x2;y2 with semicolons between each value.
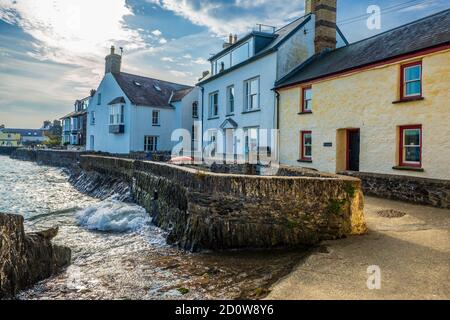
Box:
80;155;361;183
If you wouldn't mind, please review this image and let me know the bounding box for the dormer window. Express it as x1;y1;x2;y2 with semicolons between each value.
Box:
133;81;142;87
154;84;162;92
211;39;254;75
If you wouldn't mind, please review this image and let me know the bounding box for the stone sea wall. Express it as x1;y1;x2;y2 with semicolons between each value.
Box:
10;148;84;168
79;155;367;251
0;214;71;299
0;147;19;156
344;171;450;209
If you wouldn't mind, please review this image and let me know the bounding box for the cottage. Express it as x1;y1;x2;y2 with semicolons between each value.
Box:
0;128;48;145
61;97;89;149
275;9;450;180
197;0;347;162
86;46;199;155
0;132;21;147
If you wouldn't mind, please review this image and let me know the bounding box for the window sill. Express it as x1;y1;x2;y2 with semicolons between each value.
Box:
152;124;161;127
207;116;220;120
297;159;313;163
392;166;424;172
392;96;424;104
242;109;261;114
226;113;235;117
298;111;313;115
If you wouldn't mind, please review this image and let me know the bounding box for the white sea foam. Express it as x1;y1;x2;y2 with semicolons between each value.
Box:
76;198;150;233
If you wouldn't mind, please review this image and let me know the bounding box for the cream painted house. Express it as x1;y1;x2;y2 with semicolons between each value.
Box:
275;9;450;180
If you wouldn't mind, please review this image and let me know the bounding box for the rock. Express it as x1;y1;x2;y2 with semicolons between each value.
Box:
0;213;71;299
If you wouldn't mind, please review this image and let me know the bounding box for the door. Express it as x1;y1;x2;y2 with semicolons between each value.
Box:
347;129;360;171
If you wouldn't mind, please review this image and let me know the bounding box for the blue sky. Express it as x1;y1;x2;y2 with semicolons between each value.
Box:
0;0;448;128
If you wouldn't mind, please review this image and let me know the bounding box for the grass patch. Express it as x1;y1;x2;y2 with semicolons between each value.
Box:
177;287;189;295
327;199;347;215
343;182;356;198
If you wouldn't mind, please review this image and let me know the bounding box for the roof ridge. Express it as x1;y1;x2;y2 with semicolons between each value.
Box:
275;13;312;33
117;72;193;88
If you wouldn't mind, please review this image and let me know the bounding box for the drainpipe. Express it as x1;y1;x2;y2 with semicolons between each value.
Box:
274;89;281;163
200;86;205;163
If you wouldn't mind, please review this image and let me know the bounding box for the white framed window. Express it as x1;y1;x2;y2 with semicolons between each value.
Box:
144;136;158;152
91;111;96;125
401;62;422;98
399;125;422;167
152;110;160;126
244;127;259;160
71;117;78;130
109;105;124;125
301;131;312;160
209;92;219;118
227;85;235;115
244;77;260;111
192;102;199;118
302;87;312;113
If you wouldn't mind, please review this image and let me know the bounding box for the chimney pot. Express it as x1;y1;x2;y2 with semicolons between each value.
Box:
234;34;238;43
105;45;122;74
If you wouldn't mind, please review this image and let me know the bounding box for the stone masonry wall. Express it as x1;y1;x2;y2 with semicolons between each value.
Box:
344;171;450;209
80;155;367;251
10;149;84;168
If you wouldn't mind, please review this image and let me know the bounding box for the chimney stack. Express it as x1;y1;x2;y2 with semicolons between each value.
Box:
105;45;122;74
305;0;337;54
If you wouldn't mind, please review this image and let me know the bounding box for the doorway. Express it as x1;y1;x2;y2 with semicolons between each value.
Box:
347;129;360;171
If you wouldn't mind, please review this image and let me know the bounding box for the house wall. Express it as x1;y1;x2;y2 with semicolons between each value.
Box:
0;133;21;147
86;73;132;154
278;49;450;180
130;106;176;152
200;53;278;147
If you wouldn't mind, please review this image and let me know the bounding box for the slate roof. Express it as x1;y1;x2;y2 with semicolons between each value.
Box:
171;87;195;102
61;110;87;119
276;9;450;88
1;128;46;137
112;72;192;107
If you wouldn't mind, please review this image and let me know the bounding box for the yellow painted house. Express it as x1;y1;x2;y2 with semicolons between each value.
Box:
275;9;450;181
0;132;21;147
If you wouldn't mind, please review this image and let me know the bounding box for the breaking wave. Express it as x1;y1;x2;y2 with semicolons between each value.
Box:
76;197;150;233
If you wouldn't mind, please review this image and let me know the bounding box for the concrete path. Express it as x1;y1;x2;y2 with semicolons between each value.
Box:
267;197;450;300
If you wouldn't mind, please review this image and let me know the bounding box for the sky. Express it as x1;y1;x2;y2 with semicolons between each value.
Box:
0;0;448;128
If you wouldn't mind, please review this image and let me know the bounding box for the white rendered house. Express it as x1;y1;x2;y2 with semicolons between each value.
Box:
86;46;198;155
197;0;347;161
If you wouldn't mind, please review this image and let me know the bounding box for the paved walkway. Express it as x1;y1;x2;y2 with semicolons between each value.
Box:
267;197;450;300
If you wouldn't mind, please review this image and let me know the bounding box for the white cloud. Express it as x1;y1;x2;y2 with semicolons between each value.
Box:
146;0;305;36
193;57;208;65
159;37;168;44
151;29;163;37
0;0;147;80
161;56;174;62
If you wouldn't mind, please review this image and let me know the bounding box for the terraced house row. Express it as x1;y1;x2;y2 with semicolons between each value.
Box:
79;0;449;184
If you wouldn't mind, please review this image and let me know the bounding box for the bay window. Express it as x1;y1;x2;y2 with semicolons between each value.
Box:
109;104;124;125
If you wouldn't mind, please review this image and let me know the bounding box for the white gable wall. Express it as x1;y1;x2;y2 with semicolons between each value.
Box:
86;73;132;154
